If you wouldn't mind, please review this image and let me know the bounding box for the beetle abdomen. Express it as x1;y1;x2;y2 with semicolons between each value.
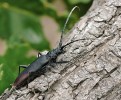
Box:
13;71;29;88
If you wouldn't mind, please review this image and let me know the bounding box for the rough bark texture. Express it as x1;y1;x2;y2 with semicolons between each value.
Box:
1;0;121;100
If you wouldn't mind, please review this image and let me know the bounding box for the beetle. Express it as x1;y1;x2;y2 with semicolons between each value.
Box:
12;6;81;89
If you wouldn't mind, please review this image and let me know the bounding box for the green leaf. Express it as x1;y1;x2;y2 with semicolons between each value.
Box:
0;64;3;81
68;0;91;4
0;3;50;50
0;44;35;94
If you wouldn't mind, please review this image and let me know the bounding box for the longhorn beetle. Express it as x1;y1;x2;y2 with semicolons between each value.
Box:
1;6;81;100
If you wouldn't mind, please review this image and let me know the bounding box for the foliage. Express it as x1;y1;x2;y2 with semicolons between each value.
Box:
0;0;92;94
68;0;91;4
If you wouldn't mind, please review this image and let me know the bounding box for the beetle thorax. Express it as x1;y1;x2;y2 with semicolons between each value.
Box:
47;47;62;59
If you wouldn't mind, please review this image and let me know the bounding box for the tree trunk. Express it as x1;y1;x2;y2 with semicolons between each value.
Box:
1;0;121;100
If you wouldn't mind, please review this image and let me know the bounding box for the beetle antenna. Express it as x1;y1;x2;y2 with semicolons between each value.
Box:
59;6;80;48
61;39;82;49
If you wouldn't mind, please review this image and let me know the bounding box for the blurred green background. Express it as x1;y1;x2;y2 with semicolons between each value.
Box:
0;0;92;94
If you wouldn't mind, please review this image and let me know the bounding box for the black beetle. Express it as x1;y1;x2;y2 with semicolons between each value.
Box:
13;6;80;89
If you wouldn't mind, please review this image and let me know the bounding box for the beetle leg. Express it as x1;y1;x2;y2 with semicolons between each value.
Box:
50;60;69;67
26;72;31;88
45;74;50;90
37;52;42;58
55;61;69;64
19;65;27;75
49;62;56;67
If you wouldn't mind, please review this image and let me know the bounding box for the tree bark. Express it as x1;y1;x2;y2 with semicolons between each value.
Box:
1;0;121;100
